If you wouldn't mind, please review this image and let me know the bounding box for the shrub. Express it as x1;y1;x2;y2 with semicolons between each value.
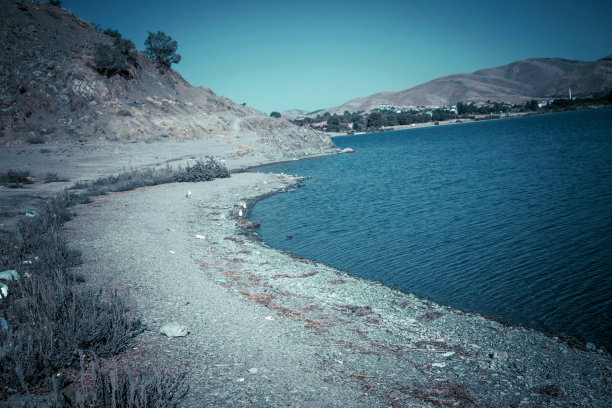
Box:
94;34;138;79
0;170;31;187
26;135;46;144
57;353;189;408
175;157;230;182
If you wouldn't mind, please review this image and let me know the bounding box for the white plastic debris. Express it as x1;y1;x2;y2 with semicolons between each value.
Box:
185;190;192;198
0;270;19;281
160;323;189;337
0;283;8;299
169;250;175;254
265;315;273;320
196;234;205;240
0;317;8;332
238;210;243;217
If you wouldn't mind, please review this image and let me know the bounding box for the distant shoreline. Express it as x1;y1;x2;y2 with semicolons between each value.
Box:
328;105;609;137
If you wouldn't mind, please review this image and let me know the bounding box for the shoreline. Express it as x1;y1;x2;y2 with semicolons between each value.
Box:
328;105;609;138
2;136;611;406
64;171;611;407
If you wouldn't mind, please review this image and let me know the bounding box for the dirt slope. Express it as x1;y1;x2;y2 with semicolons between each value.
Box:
0;0;335;156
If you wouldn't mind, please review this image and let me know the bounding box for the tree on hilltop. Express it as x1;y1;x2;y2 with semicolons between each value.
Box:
270;111;281;118
145;31;181;74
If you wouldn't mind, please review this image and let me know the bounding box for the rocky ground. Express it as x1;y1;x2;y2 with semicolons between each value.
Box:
60;171;611;407
1;136;611;406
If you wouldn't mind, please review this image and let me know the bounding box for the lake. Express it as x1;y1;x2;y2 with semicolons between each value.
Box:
250;108;612;349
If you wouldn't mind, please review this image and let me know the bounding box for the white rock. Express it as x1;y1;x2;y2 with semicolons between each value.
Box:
160;323;189;337
0;270;19;281
0;283;8;299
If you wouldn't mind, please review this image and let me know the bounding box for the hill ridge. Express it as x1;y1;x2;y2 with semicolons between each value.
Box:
0;0;335;157
295;54;612;117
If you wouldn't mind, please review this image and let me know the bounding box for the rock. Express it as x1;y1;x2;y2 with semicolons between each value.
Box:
586;342;596;350
160;323;189;337
0;283;8;299
341;147;355;153
0;317;8;332
237;220;260;229
0;270;19;281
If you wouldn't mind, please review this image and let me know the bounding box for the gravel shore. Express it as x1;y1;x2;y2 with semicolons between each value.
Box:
65;171;612;407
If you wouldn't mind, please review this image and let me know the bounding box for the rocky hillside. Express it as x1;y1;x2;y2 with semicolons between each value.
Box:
313;55;612;115
0;0;335;156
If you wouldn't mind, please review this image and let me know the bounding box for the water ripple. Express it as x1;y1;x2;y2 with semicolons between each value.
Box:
251;108;612;349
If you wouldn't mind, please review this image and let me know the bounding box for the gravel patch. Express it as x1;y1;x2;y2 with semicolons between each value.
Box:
66;172;612;407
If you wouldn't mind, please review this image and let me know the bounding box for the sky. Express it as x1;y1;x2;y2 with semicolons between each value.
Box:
55;0;612;114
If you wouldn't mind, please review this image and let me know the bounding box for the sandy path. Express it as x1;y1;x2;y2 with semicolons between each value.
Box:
65;171;612;407
66;173;375;407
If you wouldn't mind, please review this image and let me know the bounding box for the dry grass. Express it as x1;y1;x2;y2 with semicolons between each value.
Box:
0;161;233;405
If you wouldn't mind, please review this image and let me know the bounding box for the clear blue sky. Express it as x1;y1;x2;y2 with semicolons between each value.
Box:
56;0;612;114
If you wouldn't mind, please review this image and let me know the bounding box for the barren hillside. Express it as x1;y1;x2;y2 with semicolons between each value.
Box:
0;0;335;156
314;55;612;115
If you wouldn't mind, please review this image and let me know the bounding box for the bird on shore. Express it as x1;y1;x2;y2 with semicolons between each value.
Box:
185;190;192;198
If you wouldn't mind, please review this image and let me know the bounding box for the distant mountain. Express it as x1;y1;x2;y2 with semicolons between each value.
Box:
1;0;335;156
306;55;612;116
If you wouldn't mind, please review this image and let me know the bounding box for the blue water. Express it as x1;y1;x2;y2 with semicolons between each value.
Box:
250;108;612;349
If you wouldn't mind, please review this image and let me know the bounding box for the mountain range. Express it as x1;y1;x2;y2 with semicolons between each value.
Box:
286;54;612;117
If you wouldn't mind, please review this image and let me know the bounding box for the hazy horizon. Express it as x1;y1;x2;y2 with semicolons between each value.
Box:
55;0;612;114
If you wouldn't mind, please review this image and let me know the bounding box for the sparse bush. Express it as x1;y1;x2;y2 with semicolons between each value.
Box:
175;157;230;182
94;33;138;79
0;170;31;187
144;31;181;74
103;28;121;39
57;353;189;408
26;135;46;144
44;172;69;183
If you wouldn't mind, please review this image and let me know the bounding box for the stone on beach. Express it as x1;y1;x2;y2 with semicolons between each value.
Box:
0;270;19;281
160;323;189;337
